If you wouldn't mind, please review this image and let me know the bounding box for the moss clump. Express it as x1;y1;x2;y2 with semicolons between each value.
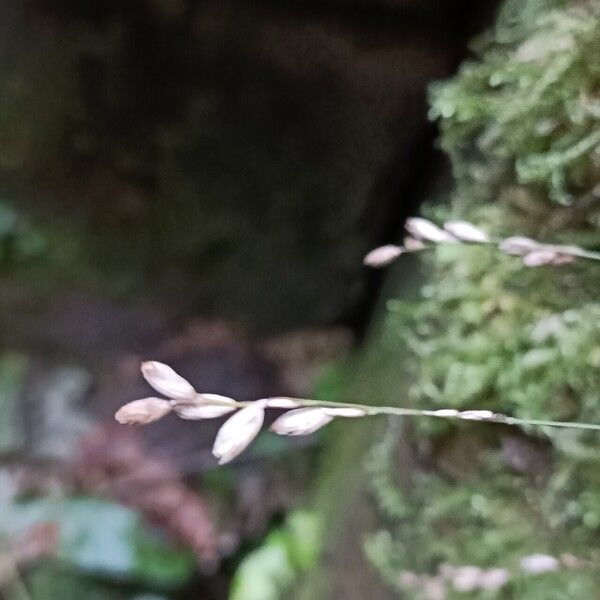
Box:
430;0;600;208
365;0;600;597
367;231;600;597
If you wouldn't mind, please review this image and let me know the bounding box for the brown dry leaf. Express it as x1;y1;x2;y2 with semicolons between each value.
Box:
75;425;219;569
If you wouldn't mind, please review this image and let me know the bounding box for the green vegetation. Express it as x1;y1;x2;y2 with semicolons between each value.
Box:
230;511;321;600
1;498;196;589
363;0;600;596
430;0;600;208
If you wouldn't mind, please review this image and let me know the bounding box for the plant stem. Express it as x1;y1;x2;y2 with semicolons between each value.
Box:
421;237;600;262
238;398;600;431
571;248;600;261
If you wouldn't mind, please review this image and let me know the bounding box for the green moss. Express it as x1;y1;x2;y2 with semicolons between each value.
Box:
363;1;600;596
230;511;322;600
430;0;600;207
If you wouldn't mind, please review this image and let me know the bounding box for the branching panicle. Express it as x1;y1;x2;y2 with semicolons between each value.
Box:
115;361;600;465
364;217;600;269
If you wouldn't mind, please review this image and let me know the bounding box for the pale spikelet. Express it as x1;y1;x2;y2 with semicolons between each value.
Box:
498;236;541;256
175;404;236;419
443;220;490;243
212;401;266;464
403;236;427;252
431;409;460;417
522;249;559;267
405;217;457;244
363;245;403;267
451;566;483;593
171;393;237;419
478;569;510;591
499;237;579;266
263;397;303;408
447;565;510;592
458;410;496;421
141;361;196;400
270;407;334;436
115;397;172;425
520;554;560;574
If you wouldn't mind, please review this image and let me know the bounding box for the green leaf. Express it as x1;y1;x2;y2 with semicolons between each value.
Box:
230;511;322;600
0;498;195;588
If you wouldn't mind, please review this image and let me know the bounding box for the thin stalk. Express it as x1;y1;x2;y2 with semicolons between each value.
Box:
497;239;600;262
237;398;600;431
501;416;600;431
410;234;600;262
454;239;600;262
570;247;600;261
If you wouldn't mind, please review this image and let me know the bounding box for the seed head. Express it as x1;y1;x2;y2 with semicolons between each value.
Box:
263;397;303;409
212;401;266;464
115;397;172;425
498;236;541;256
141;361;196;400
270;407;334;436
520;554;560;574
363;245;403;267
171;393;237;419
522;249;560;267
406;218;457;244
443;220;490;243
458;410;496;421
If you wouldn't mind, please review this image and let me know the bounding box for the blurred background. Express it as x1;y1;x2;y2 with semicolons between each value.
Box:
3;0;600;598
